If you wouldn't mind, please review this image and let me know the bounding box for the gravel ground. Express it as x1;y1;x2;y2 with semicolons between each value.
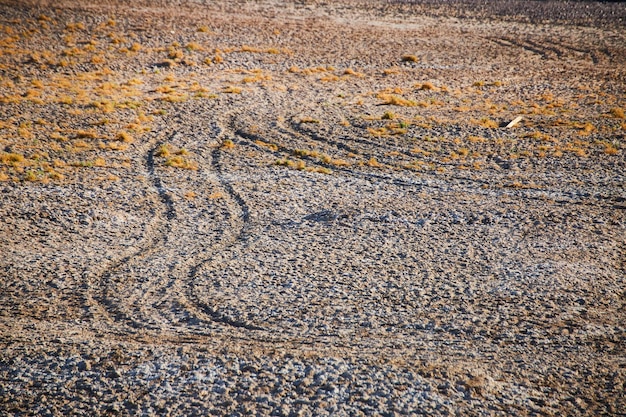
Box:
1;0;625;415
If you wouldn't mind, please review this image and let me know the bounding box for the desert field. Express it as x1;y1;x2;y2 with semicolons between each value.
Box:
1;0;625;415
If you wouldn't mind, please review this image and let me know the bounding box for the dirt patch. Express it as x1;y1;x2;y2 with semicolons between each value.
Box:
1;0;625;415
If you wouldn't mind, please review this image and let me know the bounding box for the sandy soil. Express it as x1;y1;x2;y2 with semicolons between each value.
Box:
1;0;625;415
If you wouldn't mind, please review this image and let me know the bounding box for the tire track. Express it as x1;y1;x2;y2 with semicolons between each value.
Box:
84;129;174;330
488;36;554;60
166;116;498;349
182;117;267;332
487;36;614;65
283;119;425;162
91;100;616;346
96;133;182;333
93;109;267;337
146;143;176;221
232;116;457;196
273;117;615;209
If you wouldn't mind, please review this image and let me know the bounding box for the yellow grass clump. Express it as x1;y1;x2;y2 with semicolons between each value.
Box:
577;122;595;136
186;42;203;51
416;82;435;91
367;157;382;167
255;140;279;151
383;67;401;75
603;143;619;155
0;152;25;165
76;130;98;139
475;117;499;129
610;107;624;119
401;55;419;63
155;144;171;157
116;131;134;143
343;68;364;77
377;93;416;107
223;86;242;94
221;139;235;149
165;156;197;170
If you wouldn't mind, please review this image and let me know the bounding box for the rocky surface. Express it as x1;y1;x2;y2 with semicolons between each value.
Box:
1;0;625;415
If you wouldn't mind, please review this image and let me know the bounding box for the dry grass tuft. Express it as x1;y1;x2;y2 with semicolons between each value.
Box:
0;152;25;165
474;117;499;129
76;130;98;139
383;67;401;75
610;107;624;119
367;157;382;167
186;42;203;51
156;144;171;157
223;86;242;94
116;131;133;143
343;68;364;77
382;111;395;120
401;55;418;63
577;122;595;136
417;82;435;91
378;94;416;107
165;155;198;170
603;143;619;155
255;140;279;151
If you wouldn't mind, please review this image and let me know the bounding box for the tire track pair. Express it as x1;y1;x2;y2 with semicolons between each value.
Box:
94;113;262;338
487;36;612;64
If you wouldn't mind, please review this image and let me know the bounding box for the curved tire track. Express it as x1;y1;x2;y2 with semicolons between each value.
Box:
183;117;267;333
84;129;175;331
96;133;181;333
94;110;267;338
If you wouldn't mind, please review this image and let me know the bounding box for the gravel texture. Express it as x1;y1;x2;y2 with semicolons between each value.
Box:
1;0;625;415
